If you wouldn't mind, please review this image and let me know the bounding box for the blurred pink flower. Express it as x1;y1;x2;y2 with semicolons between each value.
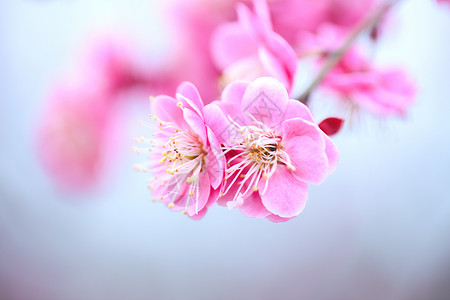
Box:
37;84;120;191
204;77;338;222
160;0;246;102
322;49;416;117
211;0;298;93
269;0;379;51
298;23;416;117
135;82;224;218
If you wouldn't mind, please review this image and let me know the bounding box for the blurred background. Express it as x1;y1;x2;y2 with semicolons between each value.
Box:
1;0;450;299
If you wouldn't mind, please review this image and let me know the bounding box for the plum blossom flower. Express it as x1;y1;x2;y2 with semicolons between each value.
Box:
37;83;120;191
134;82;224;218
211;0;298;93
204;77;338;222
299;24;416;117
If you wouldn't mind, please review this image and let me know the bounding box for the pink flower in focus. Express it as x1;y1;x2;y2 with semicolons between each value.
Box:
37;84;120;191
134;82;224;218
204;77;338;222
211;0;298;93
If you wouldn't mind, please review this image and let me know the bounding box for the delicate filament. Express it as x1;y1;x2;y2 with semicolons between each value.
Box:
221;118;295;202
134;113;206;214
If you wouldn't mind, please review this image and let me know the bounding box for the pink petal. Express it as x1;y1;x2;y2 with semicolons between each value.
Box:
282;118;324;146
211;22;258;70
176;81;205;116
266;214;294;223
242;77;289;127
206;127;224;189
189;185;221;221
284;135;329;184
258;33;298;93
259;165;308;218
186;171;211;216
239;192;272;218
203;103;232;145
221;81;249;107
183;108;207;143
324;134;339;175
152;95;187;129
282;99;316;123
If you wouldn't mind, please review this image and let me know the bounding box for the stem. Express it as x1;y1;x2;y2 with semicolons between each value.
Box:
297;0;397;104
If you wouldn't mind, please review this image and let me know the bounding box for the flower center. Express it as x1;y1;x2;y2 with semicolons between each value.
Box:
134;115;206;214
221;118;295;202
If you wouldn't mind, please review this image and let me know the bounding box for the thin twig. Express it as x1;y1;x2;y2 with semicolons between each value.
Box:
297;1;397;103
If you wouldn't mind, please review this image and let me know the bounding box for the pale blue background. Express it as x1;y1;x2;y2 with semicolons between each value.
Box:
1;0;450;299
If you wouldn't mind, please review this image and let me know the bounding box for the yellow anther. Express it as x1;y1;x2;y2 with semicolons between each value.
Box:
189;191;194;197
182;210;187;215
262;173;268;179
134;165;142;171
252;186;258;192
161;182;166;187
140;136;144;142
138;120;143;125
186;177;192;184
160;196;164;200
168;203;175;208
151;197;157;202
176;102;183;108
149;96;155;101
132;146;138;152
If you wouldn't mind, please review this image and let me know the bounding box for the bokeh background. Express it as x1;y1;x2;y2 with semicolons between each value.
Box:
1;0;450;299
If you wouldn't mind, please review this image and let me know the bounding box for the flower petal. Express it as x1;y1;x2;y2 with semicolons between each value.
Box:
206;127;224;189
282;99;316;123
324;134;339;175
266;214;294;223
259;165;308;218
242;77;289;127
183;108;207;143
152;95;187;129
239;192;271;218
282;118;324;146
211;22;257;70
176;81;205;116
284;135;329;184
203;103;232;145
186;171;211;216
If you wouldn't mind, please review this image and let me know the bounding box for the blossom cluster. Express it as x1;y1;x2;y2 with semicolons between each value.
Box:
36;0;431;221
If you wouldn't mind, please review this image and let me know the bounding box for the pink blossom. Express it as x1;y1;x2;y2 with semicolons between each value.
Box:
210;0;298;93
299;24;416;117
134;82;224;218
204;77;338;222
322;50;416;117
37;84;120;191
269;0;379;51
